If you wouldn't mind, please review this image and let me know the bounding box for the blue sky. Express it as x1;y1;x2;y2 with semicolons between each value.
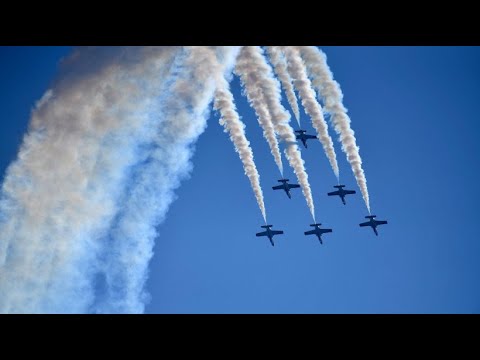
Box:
1;46;479;313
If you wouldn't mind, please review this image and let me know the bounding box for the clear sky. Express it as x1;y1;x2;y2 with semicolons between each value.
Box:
1;46;479;314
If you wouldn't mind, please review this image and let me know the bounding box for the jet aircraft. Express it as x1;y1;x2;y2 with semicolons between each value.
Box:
272;179;300;199
359;215;388;236
304;223;333;244
295;130;317;149
327;185;356;205
256;225;284;246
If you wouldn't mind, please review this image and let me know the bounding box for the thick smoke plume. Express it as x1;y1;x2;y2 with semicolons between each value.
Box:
0;46;238;313
266;46;301;126
236;46;316;221
298;46;370;212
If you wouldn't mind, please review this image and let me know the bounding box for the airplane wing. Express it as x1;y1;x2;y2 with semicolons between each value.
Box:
306;135;317;139
345;190;356;194
328;191;340;196
256;231;268;237
288;184;300;189
321;229;333;234
304;230;316;235
359;222;370;227
272;230;283;235
272;185;283;190
377;220;388;225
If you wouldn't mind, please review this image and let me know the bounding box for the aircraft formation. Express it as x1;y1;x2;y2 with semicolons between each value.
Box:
256;128;388;247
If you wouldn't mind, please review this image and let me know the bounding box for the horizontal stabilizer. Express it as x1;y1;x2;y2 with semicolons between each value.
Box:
365;215;376;219
261;225;272;229
334;185;345;189
310;223;321;227
278;179;289;182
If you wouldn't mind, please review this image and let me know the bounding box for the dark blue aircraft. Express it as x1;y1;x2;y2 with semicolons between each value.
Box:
272;179;300;199
256;225;284;247
295;130;317;149
359;215;388;236
328;185;356;205
304;223;333;244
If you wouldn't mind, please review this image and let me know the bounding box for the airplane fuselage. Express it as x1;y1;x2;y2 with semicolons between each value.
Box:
281;184;291;198
265;228;277;246
313;231;324;244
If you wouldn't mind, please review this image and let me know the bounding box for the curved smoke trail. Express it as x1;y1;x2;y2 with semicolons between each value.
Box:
266;46;301;126
237;46;316;221
235;51;284;176
282;46;340;180
213;52;267;223
0;46;237;313
298;46;370;212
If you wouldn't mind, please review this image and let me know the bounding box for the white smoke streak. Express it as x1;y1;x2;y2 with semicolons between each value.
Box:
266;46;301;126
0;46;236;313
236;46;315;221
282;46;340;180
235;50;284;176
298;46;370;212
214;71;267;223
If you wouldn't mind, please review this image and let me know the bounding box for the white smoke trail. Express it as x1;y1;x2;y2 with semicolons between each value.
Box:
282;46;340;180
0;46;236;313
214;70;267;223
235;50;284;176
266;46;301;126
236;46;315;221
298;46;370;212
